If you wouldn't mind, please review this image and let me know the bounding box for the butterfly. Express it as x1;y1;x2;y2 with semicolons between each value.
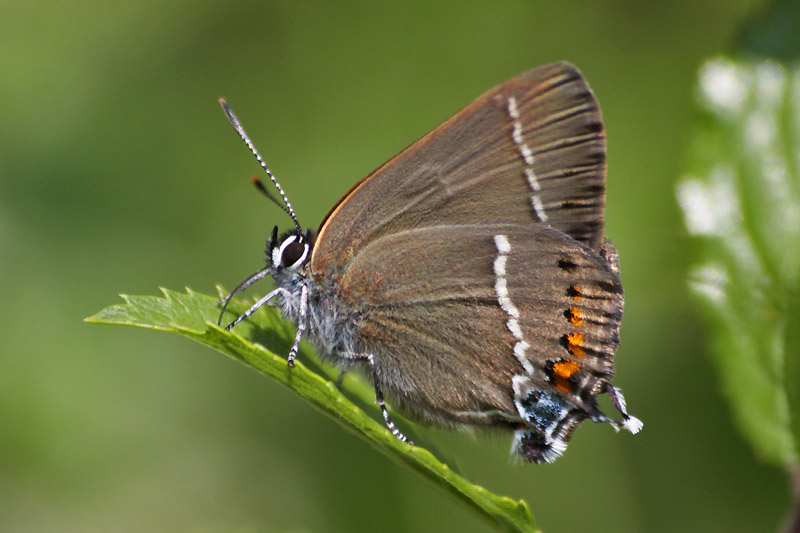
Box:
218;62;641;463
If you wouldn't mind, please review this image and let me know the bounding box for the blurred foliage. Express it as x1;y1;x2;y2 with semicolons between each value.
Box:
676;0;800;522
677;56;800;468
737;0;800;59
86;289;537;532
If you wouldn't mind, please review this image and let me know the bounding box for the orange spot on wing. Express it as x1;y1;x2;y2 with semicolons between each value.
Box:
552;359;582;394
553;359;581;378
554;379;572;393
568;284;583;301
568;307;584;327
567;332;585;358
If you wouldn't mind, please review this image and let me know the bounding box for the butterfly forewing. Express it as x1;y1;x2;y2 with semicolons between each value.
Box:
312;62;607;278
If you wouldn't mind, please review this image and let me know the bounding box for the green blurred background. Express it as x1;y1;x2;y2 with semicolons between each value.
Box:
1;1;793;531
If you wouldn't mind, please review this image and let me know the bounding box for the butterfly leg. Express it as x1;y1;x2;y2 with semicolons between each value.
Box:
224;288;291;330
345;352;412;445
285;284;308;368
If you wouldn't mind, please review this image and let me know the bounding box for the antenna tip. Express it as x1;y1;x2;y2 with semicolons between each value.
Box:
251;177;269;195
218;98;233;116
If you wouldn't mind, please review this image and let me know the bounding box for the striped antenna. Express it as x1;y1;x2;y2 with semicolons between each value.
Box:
218;98;301;233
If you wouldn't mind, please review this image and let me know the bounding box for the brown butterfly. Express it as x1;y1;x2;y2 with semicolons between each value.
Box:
218;62;641;463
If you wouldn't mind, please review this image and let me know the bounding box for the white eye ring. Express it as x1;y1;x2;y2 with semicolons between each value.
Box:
272;235;309;270
287;242;309;269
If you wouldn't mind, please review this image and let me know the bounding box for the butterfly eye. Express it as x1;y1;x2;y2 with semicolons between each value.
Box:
271;234;309;269
281;239;308;268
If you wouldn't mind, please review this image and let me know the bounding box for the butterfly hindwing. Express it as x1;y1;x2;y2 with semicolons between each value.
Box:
334;223;622;454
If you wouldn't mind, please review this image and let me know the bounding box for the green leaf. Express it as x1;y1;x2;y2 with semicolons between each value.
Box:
86;288;537;532
736;0;800;61
676;57;800;467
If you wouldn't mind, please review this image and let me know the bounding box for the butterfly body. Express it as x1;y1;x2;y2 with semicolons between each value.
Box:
219;62;641;463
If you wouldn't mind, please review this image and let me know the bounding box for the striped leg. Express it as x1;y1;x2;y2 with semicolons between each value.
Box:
286;284;308;368
346;353;412;444
224;288;291;330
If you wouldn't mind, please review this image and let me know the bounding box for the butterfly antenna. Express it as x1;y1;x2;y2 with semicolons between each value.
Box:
217;265;271;326
251;177;293;217
218;98;302;233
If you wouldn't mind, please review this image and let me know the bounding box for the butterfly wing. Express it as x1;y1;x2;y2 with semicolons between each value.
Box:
306;62;631;462
333;223;623;462
311;62;608;278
